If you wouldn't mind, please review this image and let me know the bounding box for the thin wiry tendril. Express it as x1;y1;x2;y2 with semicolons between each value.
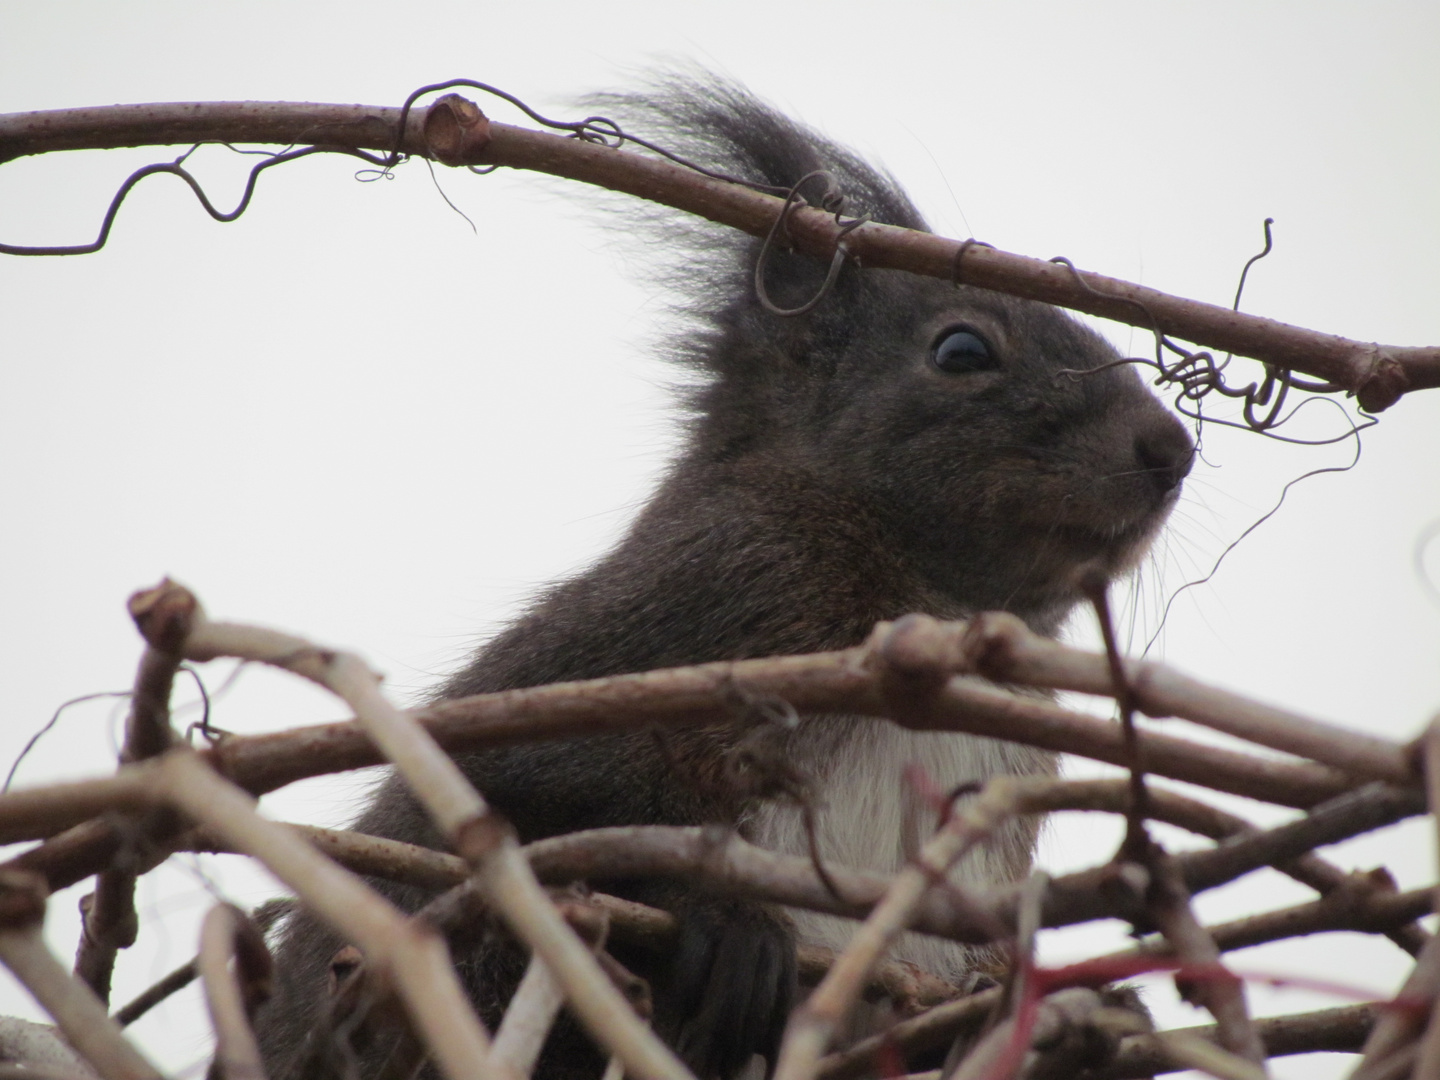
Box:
1142;397;1367;657
753;169;868;317
0;85;1388;447
4;689;132;791
1048;221;1375;445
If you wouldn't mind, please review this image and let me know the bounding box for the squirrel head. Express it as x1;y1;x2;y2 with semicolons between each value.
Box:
600;76;1193;633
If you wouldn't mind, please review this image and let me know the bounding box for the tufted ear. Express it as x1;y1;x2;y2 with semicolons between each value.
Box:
586;73;929;230
581;73;930;383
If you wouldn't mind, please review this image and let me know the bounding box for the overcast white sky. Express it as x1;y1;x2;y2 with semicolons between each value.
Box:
1;3;1437;1077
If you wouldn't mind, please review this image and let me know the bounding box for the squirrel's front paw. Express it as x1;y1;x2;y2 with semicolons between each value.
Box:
664;900;796;1080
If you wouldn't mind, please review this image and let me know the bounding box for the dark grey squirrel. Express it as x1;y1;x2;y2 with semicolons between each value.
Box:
254;75;1193;1080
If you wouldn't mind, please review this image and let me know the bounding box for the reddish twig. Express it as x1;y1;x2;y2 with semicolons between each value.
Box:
1083;580;1151;859
1141;847;1267;1068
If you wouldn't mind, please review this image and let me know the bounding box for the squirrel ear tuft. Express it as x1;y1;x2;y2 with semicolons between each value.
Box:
584;72;928;233
579;71;931;384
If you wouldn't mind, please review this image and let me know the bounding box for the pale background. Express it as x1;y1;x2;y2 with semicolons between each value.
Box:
1;3;1437;1077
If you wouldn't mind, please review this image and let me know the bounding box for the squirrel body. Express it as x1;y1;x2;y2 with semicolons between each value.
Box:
256;76;1192;1080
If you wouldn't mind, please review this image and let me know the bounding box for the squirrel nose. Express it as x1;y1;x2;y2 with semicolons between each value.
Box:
1135;417;1194;496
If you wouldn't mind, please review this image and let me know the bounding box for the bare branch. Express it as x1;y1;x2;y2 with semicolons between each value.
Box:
165;581;694;1080
947;986;1145;1080
492;954;566;1077
0;783;151;850
1137;881;1431;958
1142;848;1267;1068
0;1017;99;1080
1174;783;1424;896
73;586;192;1003
817;988;997;1080
0;99;1435;407
197;904;271;1080
111;900;292;1029
111;958;196;1029
0;872;160;1080
2;615;1380;904
823;997;1378;1080
492;895;610;1078
205;620;1370;811
1097;1004;1377;1079
943;612;1415;785
154;749;513;1080
773;777;1030;1080
0;584;1423;1078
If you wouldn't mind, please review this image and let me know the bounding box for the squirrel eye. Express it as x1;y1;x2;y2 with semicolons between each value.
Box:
932;327;996;374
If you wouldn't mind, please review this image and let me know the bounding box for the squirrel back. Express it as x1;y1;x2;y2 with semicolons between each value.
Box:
256;74;1193;1080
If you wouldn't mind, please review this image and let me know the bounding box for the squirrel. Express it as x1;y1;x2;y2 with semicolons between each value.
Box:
254;75;1193;1080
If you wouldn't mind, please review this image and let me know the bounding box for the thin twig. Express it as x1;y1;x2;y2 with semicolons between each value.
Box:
1132;880;1432;958
1142;847;1267;1069
197;903;271;1080
154;749;515;1080
1388;714;1440;1079
492;895;610;1077
161;580;693;1080
816;988;999;1079
0;872;161;1080
1173;783;1424;897
0;100;1435;407
112;957;196;1028
1094;1003;1378;1079
73;587;191;1003
1083;582;1152;857
112;899;293;1028
491;956;566;1077
772;777;1027;1080
920;611;1414;785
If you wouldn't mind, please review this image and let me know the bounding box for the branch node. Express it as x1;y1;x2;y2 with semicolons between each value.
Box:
126;579;200;654
1355;347;1410;413
453;813;514;865
868;614;973;713
423;94;492;166
0;870;48;930
958;611;1030;683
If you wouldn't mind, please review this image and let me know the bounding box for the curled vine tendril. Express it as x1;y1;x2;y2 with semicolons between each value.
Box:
0;83;1381;450
1050;219;1375;446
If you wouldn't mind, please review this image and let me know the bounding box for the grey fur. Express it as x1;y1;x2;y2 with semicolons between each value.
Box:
254;74;1192;1080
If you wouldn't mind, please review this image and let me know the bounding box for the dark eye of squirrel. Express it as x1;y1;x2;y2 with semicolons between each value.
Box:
931;327;997;374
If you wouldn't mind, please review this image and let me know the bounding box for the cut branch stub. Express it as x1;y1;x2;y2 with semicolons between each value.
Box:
422;93;492;166
126;580;197;657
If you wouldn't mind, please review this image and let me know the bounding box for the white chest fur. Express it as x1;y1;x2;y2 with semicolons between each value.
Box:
745;716;1053;981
